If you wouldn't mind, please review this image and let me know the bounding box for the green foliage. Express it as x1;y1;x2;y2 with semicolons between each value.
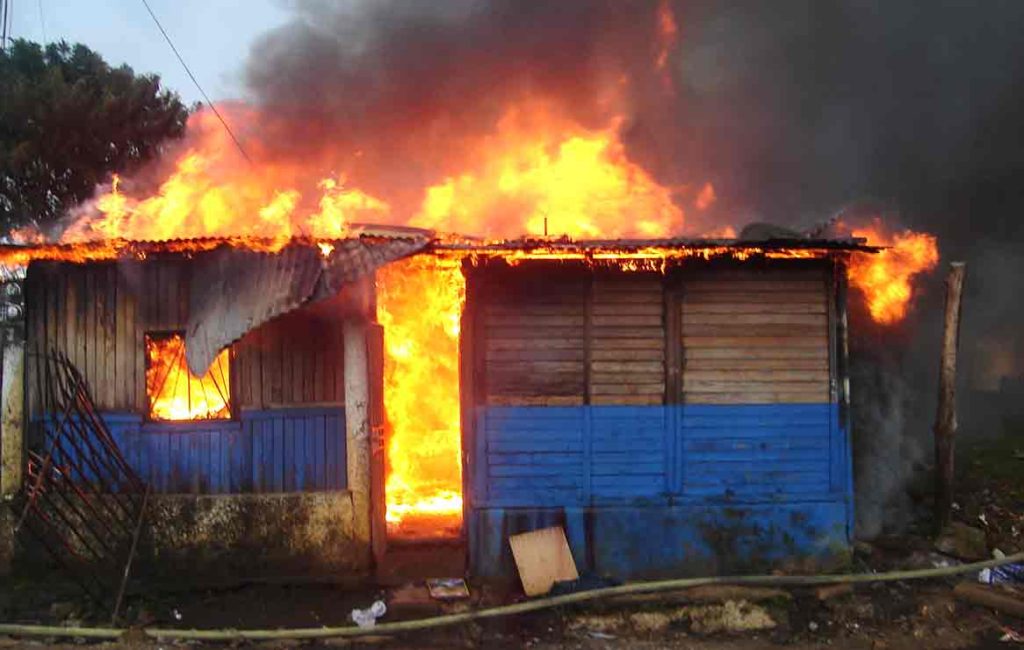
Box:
0;39;189;234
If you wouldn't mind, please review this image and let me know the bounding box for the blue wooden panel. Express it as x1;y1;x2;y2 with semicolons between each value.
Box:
469;501;850;580
591;406;666;500
678;403;833;501
471;402;852;578
475;404;839;506
480;406;585;507
39;407;346;495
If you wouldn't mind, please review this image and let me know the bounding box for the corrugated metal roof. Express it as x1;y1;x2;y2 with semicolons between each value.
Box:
184;234;429;375
432;235;878;253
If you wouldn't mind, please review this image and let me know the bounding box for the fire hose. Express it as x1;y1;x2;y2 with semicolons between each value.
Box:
0;551;1021;642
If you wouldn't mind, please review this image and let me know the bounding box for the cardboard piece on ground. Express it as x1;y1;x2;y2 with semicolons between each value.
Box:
509;526;579;596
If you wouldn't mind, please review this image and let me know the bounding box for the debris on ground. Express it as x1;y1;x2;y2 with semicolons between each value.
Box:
934;522;989;561
684;599;777;634
426;578;470;600
815;583;855;601
953;582;1024;619
509;526;579;597
977;558;1024;585
350;600;387;628
608;584;790;606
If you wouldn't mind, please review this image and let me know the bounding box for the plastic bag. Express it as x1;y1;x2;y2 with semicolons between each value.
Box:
977;564;1024;584
350;600;387;628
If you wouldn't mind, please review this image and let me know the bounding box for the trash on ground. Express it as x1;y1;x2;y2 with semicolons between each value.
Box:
978;564;1024;585
426;578;470;600
351;600;387;629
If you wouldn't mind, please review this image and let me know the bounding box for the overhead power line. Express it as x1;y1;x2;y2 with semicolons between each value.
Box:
138;0;251;163
36;0;44;45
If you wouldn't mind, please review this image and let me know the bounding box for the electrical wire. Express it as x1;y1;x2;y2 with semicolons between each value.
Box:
0;550;1021;642
35;0;43;45
138;0;251;163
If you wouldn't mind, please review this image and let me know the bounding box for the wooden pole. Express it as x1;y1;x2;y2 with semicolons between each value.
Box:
934;262;966;533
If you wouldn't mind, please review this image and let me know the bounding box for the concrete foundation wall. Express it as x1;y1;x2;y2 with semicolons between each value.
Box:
140;491;370;580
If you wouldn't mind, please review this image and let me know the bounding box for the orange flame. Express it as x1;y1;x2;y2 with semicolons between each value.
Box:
846;220;940;324
411;101;684;239
145;333;231;421
0;33;943;532
376;255;465;537
60;109;389;252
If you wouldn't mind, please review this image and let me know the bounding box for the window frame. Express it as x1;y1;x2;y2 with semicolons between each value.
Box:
143;330;236;423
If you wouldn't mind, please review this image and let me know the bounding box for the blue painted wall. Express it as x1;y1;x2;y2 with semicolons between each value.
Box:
36;407;346;494
470;404;852;578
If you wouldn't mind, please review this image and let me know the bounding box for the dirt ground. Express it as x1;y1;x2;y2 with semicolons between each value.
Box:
0;435;1021;649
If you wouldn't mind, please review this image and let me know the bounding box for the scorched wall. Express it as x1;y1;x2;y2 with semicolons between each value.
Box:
21;257;368;576
464;258;853;579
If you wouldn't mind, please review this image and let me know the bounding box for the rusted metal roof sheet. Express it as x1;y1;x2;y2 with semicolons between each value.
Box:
185;235;428;375
185;245;322;376
431;236;878;253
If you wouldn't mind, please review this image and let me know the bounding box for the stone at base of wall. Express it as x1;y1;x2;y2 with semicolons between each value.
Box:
0;506;14;576
144;491;372;581
13;491;372;584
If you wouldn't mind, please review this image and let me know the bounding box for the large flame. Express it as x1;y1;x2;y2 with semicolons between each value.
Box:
0;44;943;534
145;333;231;421
845;220;940;324
60;109;390;251
411;101;688;238
376;255;465;537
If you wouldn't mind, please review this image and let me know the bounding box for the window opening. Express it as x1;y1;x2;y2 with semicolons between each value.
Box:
145;332;231;421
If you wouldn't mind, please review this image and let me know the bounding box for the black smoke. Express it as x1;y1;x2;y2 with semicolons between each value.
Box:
245;0;1024;536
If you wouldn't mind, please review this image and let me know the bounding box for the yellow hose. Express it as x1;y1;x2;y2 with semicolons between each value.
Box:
1;551;1021;642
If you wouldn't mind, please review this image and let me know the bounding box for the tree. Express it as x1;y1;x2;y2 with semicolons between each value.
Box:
0;39;189;234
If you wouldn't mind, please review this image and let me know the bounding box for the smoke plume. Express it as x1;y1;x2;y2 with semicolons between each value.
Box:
239;1;1024;536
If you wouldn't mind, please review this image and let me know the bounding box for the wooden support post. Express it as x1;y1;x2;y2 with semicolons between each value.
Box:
344;318;372;563
934;262;966;533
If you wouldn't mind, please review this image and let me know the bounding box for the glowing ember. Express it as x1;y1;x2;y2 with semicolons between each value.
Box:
145;333;231;421
376;255;465;537
845;220;940;324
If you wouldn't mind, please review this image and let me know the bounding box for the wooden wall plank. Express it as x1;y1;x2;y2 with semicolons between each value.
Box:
680;267;830;406
681;313;827;326
682;291;823;304
103;265;117;408
684;346;827;360
685;358;829;371
682;335;827;349
686;280;823;293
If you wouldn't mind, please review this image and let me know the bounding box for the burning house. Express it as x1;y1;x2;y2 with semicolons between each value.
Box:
0;229;878;581
0;0;951;589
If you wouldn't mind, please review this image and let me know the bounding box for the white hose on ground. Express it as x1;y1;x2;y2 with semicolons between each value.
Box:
0;551;1021;642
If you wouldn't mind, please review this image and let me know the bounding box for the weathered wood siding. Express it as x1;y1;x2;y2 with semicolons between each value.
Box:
481;273;587;406
590;275;665;405
24;260;345;417
678;268;830;404
477;269;665;407
468;260;848;580
234;311;346;409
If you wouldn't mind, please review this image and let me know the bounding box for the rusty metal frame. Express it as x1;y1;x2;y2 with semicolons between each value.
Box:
9;350;149;623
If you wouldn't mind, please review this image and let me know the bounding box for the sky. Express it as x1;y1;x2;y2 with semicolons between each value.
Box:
9;0;289;103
